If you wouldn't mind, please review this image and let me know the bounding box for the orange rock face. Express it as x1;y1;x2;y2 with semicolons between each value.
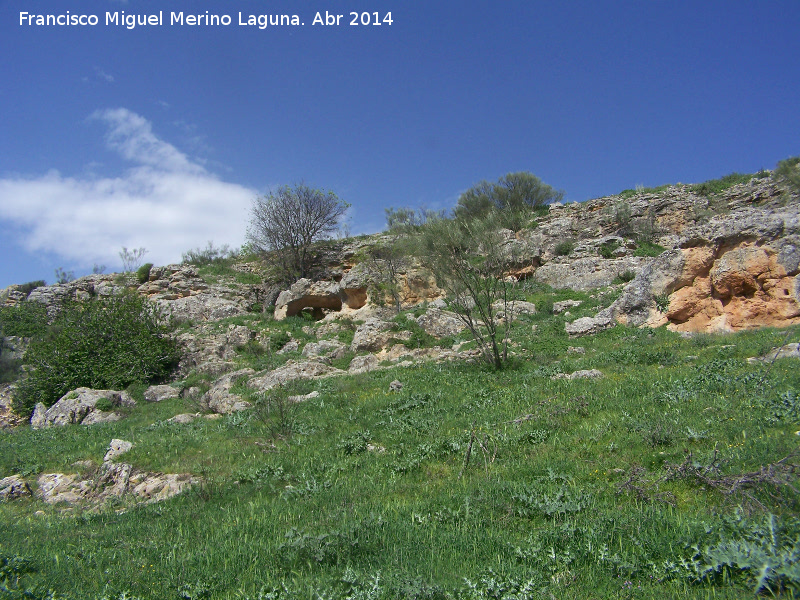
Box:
665;244;800;333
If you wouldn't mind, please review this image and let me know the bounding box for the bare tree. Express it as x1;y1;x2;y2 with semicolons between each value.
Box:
119;247;148;273
247;184;349;283
362;238;409;313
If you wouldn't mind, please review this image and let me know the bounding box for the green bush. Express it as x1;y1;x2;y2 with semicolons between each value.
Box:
598;240;620;259
0;355;22;384
553;240;575;256
94;398;114;412
14;293;179;415
615;270;636;283
136;262;153;284
0;301;49;338
633;241;666;257
690;172;755;196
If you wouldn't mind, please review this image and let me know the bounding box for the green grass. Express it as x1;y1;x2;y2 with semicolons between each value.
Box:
2;296;800;598
689;171;768;197
196;260;263;285
634;241;666;257
618;184;671;199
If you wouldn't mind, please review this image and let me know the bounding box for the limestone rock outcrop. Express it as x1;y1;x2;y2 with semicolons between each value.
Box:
0;475;32;500
274;279;364;320
249;360;344;392
351;318;411;352
0;383;23;429
203;368;255;414
30;388;136;429
144;384;181;403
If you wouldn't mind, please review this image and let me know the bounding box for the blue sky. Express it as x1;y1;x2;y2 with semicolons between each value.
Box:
1;0;799;288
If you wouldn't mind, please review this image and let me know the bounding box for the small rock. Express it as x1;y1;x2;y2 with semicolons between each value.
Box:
104;439;133;463
553;300;583;314
389;380;403;392
287;391;321;403
30;402;48;429
567;346;586;355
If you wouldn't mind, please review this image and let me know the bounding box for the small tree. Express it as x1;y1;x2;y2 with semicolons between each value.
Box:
415;215;520;370
54;267;74;284
454;172;563;230
385;206;447;234
247;184;349;283
361;238;409;313
119;247;148;273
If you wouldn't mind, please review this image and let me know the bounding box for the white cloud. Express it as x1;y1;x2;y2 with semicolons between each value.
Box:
94;67;115;83
0;108;256;270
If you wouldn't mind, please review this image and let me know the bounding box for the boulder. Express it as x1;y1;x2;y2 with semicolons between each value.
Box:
0;475;32;500
157;294;244;322
29;403;48;429
104;439;134;462
351;318;411;352
203;369;255;414
416;310;465;338
144;385;181;403
302;339;347;360
551;369;605;381
286;391;321;403
37;473;84;504
175;324;255;376
565;310;615;337
276;339;300;354
167;413;200;424
31;388;135;429
80;410;124;426
249;361;344;392
1;335;29;360
349;354;380;374
747;343;800;364
0;383;23;429
37;462;197;506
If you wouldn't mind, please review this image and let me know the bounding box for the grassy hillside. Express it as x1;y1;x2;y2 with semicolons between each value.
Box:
2;282;800;599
